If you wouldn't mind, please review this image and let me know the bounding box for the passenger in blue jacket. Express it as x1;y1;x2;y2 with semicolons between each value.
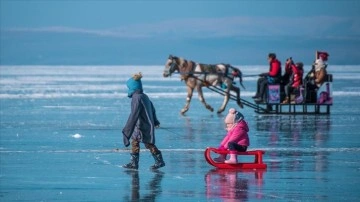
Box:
122;72;165;170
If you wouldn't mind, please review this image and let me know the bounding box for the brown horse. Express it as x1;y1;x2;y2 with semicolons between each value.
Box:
163;55;244;114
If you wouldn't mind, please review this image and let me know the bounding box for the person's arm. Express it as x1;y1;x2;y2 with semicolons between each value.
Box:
284;58;293;75
219;133;231;149
289;64;298;85
259;63;272;77
150;101;160;127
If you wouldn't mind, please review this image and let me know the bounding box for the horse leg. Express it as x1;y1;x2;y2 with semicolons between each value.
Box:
181;86;193;115
197;86;214;112
231;85;243;108
217;84;243;113
217;88;230;114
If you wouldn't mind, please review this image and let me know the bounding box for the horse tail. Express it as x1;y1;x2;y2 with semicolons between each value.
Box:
238;70;245;89
230;66;245;89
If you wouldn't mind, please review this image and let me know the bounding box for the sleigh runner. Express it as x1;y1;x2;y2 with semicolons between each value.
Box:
204;147;267;169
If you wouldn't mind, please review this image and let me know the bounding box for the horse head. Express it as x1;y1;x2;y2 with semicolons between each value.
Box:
163;55;180;77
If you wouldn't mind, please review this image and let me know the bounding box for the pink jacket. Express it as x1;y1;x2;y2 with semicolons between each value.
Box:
220;120;250;149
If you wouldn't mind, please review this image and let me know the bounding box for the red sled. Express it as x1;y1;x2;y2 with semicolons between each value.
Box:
204;147;267;169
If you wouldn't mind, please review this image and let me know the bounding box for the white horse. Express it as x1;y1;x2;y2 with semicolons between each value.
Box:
163;55;244;114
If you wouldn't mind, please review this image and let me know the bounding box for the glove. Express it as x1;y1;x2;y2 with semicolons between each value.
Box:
259;73;268;77
122;131;130;147
218;145;226;150
154;120;160;128
123;136;130;147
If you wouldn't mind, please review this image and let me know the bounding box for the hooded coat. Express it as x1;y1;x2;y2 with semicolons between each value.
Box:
122;76;160;147
220;120;250;149
267;58;282;84
290;63;304;88
220;108;250;149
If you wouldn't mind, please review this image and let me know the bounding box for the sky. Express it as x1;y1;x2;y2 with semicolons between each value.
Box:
0;0;359;65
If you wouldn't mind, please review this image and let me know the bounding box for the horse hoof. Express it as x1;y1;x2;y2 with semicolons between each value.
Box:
217;109;224;114
237;102;244;108
181;109;188;115
206;107;214;112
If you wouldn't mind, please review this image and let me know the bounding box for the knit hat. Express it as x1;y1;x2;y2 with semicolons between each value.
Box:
224;108;244;124
318;52;329;61
296;62;304;70
126;72;143;98
314;59;326;72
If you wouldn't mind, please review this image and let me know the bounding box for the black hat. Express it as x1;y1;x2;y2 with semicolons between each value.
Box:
268;53;276;59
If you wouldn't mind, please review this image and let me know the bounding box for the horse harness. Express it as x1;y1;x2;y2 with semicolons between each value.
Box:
169;56;242;86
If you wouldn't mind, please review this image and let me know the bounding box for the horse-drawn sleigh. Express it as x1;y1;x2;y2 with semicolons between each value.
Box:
163;52;333;115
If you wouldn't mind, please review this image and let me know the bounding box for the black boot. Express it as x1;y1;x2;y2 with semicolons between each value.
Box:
151;151;165;170
123;153;139;169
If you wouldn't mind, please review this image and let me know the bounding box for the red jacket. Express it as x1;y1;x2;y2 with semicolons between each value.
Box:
291;64;303;88
269;59;282;78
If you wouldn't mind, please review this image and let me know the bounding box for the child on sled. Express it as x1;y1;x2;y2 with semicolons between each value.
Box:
214;108;250;164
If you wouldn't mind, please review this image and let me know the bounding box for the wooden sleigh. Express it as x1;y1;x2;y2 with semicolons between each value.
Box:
204;147;267;169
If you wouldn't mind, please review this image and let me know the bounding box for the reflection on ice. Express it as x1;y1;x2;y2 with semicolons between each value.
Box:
255;115;331;147
254;115;332;173
123;170;164;202
205;169;265;201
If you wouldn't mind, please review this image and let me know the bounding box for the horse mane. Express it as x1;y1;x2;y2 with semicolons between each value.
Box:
170;55;196;79
170;55;183;66
172;55;194;72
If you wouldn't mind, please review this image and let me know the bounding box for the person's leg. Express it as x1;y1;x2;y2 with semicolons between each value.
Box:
123;139;140;169
253;77;265;98
282;84;290;103
254;78;268;102
214;154;226;162
145;143;165;169
228;142;247;152
259;79;268;99
225;142;248;164
214;147;227;162
289;87;296;103
284;84;290;97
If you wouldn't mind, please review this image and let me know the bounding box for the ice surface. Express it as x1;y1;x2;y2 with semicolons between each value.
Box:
1;65;359;201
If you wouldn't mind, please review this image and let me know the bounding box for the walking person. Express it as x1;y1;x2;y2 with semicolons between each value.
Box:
122;72;165;170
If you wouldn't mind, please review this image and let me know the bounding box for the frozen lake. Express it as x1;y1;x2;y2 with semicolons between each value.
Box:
1;65;360;201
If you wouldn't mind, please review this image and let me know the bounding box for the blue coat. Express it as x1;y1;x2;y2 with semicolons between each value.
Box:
122;91;160;147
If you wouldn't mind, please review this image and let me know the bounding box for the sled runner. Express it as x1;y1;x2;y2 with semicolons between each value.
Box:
204;147;267;169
